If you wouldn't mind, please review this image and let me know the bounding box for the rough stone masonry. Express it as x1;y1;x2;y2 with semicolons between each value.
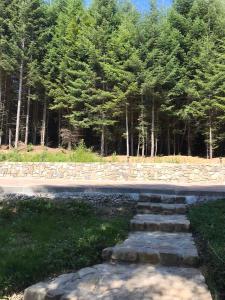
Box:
0;162;225;183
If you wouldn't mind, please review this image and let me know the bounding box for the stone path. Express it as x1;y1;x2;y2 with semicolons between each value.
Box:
24;194;212;300
2;177;225;198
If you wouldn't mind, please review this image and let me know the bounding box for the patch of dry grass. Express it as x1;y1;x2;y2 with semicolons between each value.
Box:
105;155;223;164
0;145;224;164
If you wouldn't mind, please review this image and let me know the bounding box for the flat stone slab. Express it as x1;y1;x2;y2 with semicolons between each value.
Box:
24;263;212;300
137;202;187;214
103;232;199;266
140;194;186;204
130;214;190;232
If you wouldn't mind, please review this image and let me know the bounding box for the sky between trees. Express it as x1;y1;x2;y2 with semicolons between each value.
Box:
85;0;172;12
0;0;225;158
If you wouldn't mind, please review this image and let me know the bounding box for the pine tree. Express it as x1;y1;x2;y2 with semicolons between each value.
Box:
0;0;16;146
188;38;218;158
8;0;46;148
140;0;163;157
110;2;141;157
86;0;121;155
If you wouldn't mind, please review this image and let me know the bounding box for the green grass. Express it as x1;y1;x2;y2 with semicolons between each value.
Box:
0;144;102;163
189;200;225;300
0;200;130;297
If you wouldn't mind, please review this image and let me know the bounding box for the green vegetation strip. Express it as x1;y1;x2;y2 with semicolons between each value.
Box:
0;143;102;163
189;200;225;299
0;200;130;297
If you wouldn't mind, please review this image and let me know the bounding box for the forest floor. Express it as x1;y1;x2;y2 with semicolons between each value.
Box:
0;145;224;164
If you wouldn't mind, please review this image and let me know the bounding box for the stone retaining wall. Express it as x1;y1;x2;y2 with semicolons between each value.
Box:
0;162;224;183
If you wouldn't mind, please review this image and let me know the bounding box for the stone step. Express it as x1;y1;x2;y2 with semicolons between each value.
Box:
103;231;199;267
137;202;187;215
130;214;190;232
24;263;212;300
140;194;186;204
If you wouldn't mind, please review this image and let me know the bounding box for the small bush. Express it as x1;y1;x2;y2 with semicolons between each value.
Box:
27;144;34;152
69;141;102;162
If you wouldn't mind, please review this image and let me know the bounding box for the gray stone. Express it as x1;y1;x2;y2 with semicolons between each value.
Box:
23;263;212;300
139;194;186;204
45;288;65;300
137;202;187;214
111;248;138;262
130;214;190;232
0;162;225;184
102;247;113;260
105;231;199;266
23;282;49;300
78;267;95;278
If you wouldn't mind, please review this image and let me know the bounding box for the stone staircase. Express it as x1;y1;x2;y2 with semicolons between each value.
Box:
24;194;212;300
137;202;187;214
130;214;190;232
103;195;197;267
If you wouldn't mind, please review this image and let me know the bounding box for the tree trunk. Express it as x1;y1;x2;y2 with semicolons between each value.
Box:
146;131;148;156
25;87;31;146
173;132;176;155
0;70;3;146
46;106;49;146
125;103;129;157
68;140;72;150
137;135;140;157
167;128;170;155
58;110;61;147
141;116;145;158
131;109;134;156
206;141;209;159
9;128;12;149
187;121;192;156
0;69;2;108
155;137;158;157
154;108;159;157
141;133;145;157
15;39;24;149
151;98;155;157
41;97;47;147
101;126;105;156
4;76;9;145
32;101;38;145
209;123;213;159
15;60;24;149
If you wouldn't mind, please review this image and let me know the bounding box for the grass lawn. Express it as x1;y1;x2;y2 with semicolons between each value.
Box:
189;200;225;300
0;200;131;298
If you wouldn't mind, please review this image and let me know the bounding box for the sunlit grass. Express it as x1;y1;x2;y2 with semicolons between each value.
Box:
0;200;130;297
189;200;225;299
0;143;102;163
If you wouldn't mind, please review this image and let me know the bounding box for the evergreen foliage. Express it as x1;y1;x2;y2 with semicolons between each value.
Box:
0;0;225;157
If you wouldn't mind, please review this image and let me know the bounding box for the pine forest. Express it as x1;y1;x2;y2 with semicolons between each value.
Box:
0;0;225;158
